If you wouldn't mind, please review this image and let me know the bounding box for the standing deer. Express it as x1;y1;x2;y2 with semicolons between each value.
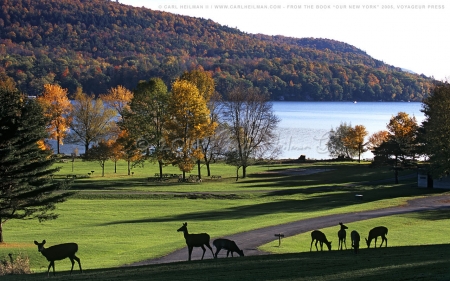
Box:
34;240;82;276
337;222;348;250
365;226;388;248
213;238;244;258
177;222;214;261
310;230;332;251
351;230;360;254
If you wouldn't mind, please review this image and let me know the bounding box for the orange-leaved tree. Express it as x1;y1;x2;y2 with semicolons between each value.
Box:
165;79;215;181
367;130;389;151
342;125;368;163
37;84;72;154
115;129;144;176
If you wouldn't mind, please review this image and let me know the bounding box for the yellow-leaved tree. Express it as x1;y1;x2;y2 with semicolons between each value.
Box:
165;79;215;181
342;125;368;163
37;84;72;154
100;85;133;119
179;68;217;179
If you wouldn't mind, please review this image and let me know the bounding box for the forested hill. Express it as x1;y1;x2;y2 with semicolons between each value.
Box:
0;0;435;101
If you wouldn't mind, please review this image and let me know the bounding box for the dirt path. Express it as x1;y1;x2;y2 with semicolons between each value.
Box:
128;194;450;266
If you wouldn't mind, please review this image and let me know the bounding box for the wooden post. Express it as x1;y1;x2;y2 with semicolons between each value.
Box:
274;233;285;246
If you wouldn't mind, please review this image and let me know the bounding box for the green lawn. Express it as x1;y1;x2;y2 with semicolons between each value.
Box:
1;160;449;279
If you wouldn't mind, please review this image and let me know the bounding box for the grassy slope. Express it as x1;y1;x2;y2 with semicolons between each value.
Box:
1;160;449;280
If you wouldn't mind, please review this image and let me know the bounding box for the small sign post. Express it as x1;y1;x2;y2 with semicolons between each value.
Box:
274;233;285;247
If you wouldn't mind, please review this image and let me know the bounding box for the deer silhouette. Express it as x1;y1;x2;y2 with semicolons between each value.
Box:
213;238;244;258
310;230;332;251
177;222;214;261
351;230;360;254
34;240;82;276
337;222;348;250
365;226;388;248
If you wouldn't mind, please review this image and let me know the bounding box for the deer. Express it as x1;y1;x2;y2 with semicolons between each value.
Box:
351;230;360;254
34;240;82;276
177;222;214;261
365;226;388;248
337;222;348;250
213;238;244;258
310;230;332;251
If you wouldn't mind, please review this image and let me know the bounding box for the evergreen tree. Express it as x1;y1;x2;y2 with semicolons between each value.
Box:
421;83;450;178
0;78;73;242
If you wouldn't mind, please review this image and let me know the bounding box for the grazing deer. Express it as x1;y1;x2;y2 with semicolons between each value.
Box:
213;238;244;258
177;222;214;261
351;230;360;254
337;222;348;250
365;226;388;248
34;240;82;276
310;230;332;251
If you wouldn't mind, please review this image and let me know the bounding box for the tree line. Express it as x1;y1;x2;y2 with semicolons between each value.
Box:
0;0;436;101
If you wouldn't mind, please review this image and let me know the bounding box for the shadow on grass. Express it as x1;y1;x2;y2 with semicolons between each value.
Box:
99;181;447;226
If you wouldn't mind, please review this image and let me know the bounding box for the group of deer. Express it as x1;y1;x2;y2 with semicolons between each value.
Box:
32;222;242;276
32;222;387;276
177;222;244;261
310;223;388;254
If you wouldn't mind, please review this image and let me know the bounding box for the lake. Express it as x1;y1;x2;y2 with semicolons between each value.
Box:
52;101;426;160
272;101;425;160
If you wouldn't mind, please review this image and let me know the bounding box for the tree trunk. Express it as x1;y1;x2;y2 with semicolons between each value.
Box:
242;166;247;178
101;161;105;177
197;160;201;180
114;161;117;173
0;221;3;243
57;136;61;154
394;169;399;184
206;161;211;177
159;160;163;179
127;160;131;176
84;143;89;158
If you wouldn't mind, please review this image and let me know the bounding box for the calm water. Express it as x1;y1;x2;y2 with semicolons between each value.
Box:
272;101;425;160
53;101;425;160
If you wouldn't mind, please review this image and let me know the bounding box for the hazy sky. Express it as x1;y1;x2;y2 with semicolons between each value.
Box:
118;0;449;81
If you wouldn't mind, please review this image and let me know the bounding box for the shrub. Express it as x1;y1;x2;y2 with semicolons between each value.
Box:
0;253;31;275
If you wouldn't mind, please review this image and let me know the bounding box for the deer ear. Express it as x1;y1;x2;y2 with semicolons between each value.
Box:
184;222;187;226
34;241;38;245
42;240;46;244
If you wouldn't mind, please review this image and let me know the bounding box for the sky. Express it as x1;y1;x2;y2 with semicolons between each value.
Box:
118;0;449;81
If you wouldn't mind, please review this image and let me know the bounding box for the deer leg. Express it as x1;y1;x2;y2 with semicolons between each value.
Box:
73;255;82;273
310;240;314;252
188;246;193;261
382;236;387;247
200;245;206;260
48;261;55;276
69;257;75;275
226;250;230;258
320;241;324;251
374;237;378;248
214;247;221;258
206;243;214;258
344;238;347;249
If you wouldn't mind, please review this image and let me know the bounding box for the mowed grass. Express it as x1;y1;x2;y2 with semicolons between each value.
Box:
260;209;450;253
1;160;450;279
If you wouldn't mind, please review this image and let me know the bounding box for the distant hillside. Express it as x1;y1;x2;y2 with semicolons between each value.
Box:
0;0;435;100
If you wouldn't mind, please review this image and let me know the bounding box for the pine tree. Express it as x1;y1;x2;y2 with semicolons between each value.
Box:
0;77;74;243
